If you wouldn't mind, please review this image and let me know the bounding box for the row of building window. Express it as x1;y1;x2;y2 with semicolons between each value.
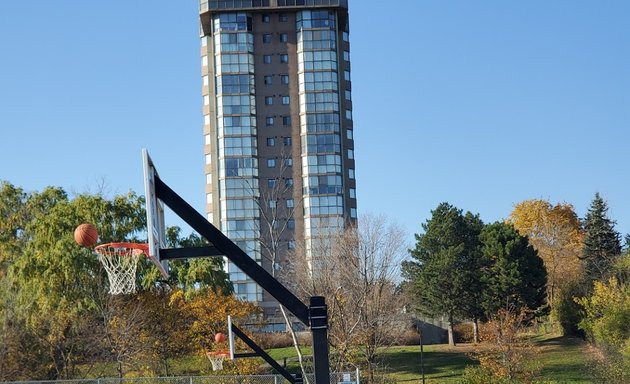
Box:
267;178;293;188
266;198;294;209
264;95;290;105
261;13;289;23
266;137;292;146
267;158;293;168
264;115;292;126
262;33;289;43
263;54;289;64
264;74;289;85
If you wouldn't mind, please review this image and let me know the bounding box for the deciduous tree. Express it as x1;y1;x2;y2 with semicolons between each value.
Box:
509;199;583;309
286;214;410;382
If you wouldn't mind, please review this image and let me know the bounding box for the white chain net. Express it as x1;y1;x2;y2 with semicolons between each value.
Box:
206;352;228;371
96;245;143;295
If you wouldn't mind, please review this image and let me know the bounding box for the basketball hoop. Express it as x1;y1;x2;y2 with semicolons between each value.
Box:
95;242;148;295
206;351;230;371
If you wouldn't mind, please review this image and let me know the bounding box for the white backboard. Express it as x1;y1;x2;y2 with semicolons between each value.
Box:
142;149;169;279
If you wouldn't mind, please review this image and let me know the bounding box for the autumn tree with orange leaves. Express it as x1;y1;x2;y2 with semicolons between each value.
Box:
509;200;584;309
171;288;261;375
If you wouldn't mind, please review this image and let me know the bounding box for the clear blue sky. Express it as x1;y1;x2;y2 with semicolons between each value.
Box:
1;1;628;243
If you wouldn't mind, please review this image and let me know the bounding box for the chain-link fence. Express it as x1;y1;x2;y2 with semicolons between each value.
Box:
2;372;359;384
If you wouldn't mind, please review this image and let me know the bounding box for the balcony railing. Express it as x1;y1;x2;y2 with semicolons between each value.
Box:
200;0;348;13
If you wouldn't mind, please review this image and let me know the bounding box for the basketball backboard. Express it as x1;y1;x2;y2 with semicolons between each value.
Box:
142;149;169;279
227;315;235;360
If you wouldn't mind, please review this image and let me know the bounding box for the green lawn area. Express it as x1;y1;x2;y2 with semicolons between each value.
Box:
262;334;598;383
529;334;597;383
76;333;598;383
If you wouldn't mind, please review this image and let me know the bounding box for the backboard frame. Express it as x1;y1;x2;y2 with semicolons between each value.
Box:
142;149;169;279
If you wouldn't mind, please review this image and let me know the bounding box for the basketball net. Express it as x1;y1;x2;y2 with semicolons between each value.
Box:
206;351;229;371
95;243;147;295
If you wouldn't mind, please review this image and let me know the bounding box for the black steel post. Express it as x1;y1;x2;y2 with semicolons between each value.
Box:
310;296;330;384
420;330;425;384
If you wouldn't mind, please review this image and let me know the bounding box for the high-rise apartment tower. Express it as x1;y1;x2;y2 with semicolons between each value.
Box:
199;0;356;313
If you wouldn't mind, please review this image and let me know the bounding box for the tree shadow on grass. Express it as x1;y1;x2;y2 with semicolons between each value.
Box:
382;348;478;379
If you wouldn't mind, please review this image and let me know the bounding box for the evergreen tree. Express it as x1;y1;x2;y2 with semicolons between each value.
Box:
479;222;547;315
402;202;484;345
581;193;621;280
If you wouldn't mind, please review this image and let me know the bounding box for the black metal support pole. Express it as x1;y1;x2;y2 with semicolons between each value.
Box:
310;296;330;384
231;323;301;383
420;330;425;384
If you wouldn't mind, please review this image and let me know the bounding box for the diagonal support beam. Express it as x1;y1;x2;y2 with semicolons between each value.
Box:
154;175;310;325
231;322;303;384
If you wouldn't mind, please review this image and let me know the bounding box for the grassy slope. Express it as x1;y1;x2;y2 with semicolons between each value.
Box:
531;335;597;383
76;334;597;382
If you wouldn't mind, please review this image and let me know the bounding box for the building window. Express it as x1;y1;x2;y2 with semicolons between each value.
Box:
262;14;270;23
279;13;288;22
343;31;349;42
349;188;356;199
280;54;288;63
202;56;208;66
263;34;272;44
285;178;293;187
282;115;291;126
267;137;276;146
344;70;351;81
264;75;273;85
269;200;277;208
345;109;352;120
203;75;209;86
349;169;355;179
345;90;351;100
281;95;290;105
265;96;274;105
267;159;276;168
347;149;354;159
203;95;210;105
286;199;294;208
281;75;289;84
343;50;350;61
263;55;272;64
283;137;292;146
284;158;293;167
268;179;277;188
288;240;296;250
280;33;288;43
346;129;353;140
266;116;274;126
350;208;357;218
287;219;295;230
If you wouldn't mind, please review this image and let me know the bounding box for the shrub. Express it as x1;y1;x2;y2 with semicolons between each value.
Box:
453;322;474;344
254;332;294;349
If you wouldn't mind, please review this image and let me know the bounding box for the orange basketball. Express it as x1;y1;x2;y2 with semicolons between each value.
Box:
74;223;99;247
215;332;227;343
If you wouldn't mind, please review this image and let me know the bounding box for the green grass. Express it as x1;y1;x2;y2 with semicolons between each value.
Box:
379;345;477;383
529;334;597;383
74;333;597;382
